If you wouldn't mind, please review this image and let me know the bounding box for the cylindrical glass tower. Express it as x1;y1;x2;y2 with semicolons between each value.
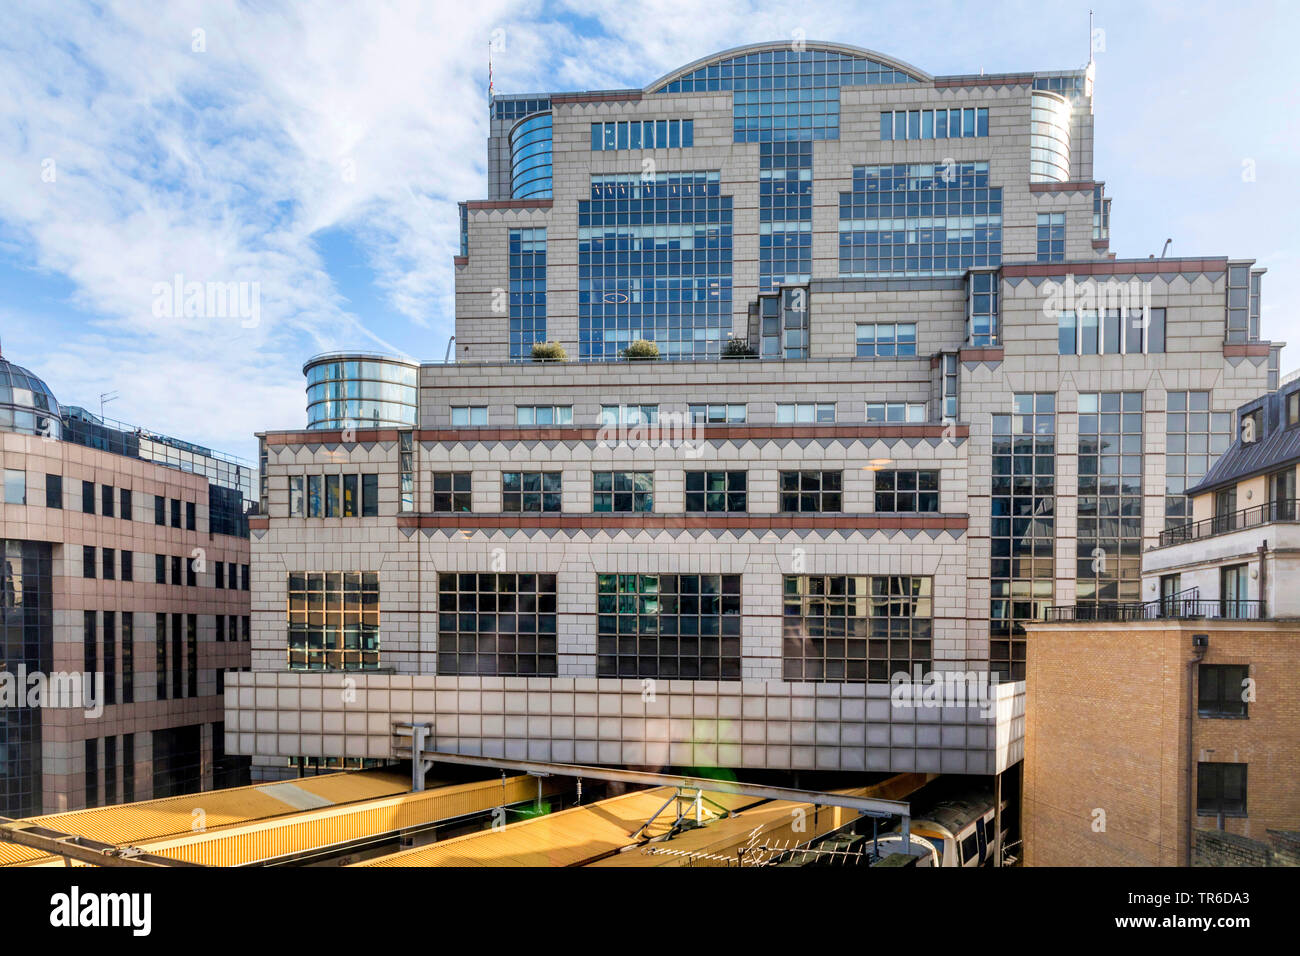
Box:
1029;91;1071;183
510;112;553;199
303;353;419;430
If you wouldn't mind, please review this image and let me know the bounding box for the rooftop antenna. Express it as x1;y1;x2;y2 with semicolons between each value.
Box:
1160;238;1173;259
99;390;118;420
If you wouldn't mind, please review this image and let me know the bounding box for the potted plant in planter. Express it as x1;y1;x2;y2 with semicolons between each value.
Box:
530;341;568;362
722;337;757;359
621;339;660;360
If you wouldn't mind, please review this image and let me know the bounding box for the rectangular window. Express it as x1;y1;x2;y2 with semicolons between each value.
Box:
685;471;747;512
451;406;488;426
875;470;940;512
45;473;62;509
120;550;133;582
515;405;573;426
361;473;379;517
399;430;414;513
342;473;358;517
596;573;741;678
122;613;134;705
155;554;166;584
102;547;115;580
123;734;134;803
783;575;933;681
502;472;561;512
83;545;95;579
324;474;340;517
436;572;557;676
120;488;131;520
103;611;116;706
592;471;654;513
185;501;196;531
241;564;249;591
968;271;999;346
1198;664;1249;718
171;612;182;697
186;614;197;698
1197;763;1247;818
104;737;116;805
1221;564;1250;619
779;470;842;512
1036;212;1065;262
600;404;658;426
307;474;323;517
216;615;225;642
154;494;165;524
83;480;95;514
855;323;917;358
101;484;114;517
432;472;472;512
84;610;97;681
289;476;305;517
170;498;181;528
286;571;381;671
186;556;197;587
687;404;746;424
228;562;237;589
1076;392;1144;606
1225;265;1250;344
776;402;835;424
156;613;168;700
866;402;925;423
84;739;98;808
3;469;25;505
214;560;225;589
171;555;181;587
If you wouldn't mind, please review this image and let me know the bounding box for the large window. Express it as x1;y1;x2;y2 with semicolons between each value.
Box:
515;405;572;426
451;406;488;426
509;229;547;361
1198;664;1249;718
600;404;658;427
1076;392;1143;606
436;572;557;676
1058;309;1166;355
776;402;835;424
1035;212;1065;262
866;402;925;423
502;471;561;512
685;471;747;512
432;472;472;512
286;572;380;671
1197;763;1247;818
782;575;932;681
592;472;653;513
1165;392;1233;528
874;470;939;512
45;473;61;509
779;471;842;513
591;118;693;150
880;107;988;140
3;469;25;505
856;322;916;357
688;403;746;425
597;573;741;678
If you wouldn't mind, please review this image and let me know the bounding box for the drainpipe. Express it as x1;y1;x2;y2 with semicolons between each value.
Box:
1257;541;1268;618
1185;633;1209;866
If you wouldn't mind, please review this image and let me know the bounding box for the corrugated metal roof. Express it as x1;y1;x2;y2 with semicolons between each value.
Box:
1;769;410;867
354;787;759;867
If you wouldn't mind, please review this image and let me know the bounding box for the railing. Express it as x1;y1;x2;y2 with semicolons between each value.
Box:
1158;498;1299;548
1044;590;1267;622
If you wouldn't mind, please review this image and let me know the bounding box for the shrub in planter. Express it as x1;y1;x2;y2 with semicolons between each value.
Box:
531;341;569;362
622;339;660;360
722;337;757;359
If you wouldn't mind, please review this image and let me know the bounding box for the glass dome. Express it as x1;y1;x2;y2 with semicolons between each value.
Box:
0;353;61;438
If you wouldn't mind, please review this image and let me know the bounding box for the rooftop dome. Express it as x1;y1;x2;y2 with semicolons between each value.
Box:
0;351;62;438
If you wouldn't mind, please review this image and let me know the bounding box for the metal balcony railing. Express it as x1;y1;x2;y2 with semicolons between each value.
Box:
1158;498;1299;548
1044;589;1267;622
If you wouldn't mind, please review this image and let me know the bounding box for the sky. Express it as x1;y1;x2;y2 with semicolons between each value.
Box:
1;0;1297;465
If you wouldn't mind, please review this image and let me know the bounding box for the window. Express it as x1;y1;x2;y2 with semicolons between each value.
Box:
856;322;916;358
1036;212;1065;262
502;471;561;512
170;498;181;528
121;550;133;582
289;476;305;517
593;472;653;512
685;471;747;512
451;406;488;426
432;473;472;512
3;469;25;505
120;488;131;520
102;548;115;580
83;546;95;579
880;107;988;140
1197;763;1247;818
1198;664;1249;718
307;475;323;517
186;614;197;698
515;405;573;426
84;739;97;807
156;614;167;700
941;354;960;420
399;430;414;513
1221;564;1250;619
1058;309;1165;355
875;470;939;512
1268;467;1296;521
171;555;182;587
866;402;925;423
227;562;237;589
154;494;165;524
1077;392;1144;606
241;565;249;591
186;556;197;587
155;554;166;584
122;614;134;705
436;572;556;676
782;575;933;681
287;571;381;671
101;484;114;517
215;560;225;589
779;471;842;512
776;403;835;424
600;404;658;427
361;473;379;517
342;473;358;517
596;573;741;678
45;473;62;509
968;271;999;346
83;480;95;514
1165;392;1233;528
324;474;340;518
1225;265;1250;344
688;404;746;425
591;118;694;150
185;501;196;531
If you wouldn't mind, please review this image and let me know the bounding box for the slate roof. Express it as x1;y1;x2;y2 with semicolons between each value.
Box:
1187;379;1300;496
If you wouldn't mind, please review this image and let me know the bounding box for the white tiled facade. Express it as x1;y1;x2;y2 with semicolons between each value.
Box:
227;42;1277;783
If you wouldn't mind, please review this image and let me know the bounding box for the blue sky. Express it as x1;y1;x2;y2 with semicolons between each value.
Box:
1;0;1297;464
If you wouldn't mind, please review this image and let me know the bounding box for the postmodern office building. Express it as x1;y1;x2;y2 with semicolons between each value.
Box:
0;350;253;816
229;42;1277;789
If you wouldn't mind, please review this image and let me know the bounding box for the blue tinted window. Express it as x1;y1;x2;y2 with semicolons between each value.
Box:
509;228;547;360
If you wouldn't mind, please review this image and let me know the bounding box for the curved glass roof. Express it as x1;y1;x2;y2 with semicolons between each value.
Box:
0;354;61;437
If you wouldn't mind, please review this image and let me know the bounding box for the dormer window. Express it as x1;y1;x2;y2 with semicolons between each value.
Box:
1240;408;1262;444
1287;391;1299;428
